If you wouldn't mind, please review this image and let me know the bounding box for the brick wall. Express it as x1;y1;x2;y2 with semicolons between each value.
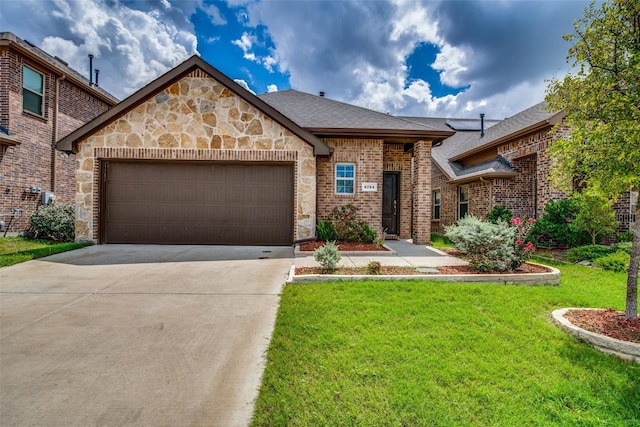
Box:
412;140;432;244
317;138;384;233
383;143;412;238
0;45;112;232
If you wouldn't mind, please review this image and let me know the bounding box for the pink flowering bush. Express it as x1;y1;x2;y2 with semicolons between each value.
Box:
510;217;536;270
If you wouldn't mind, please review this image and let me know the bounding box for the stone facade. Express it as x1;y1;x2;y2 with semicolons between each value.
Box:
0;39;114;232
74;70;316;243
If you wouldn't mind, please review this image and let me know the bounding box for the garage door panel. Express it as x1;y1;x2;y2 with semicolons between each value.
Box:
103;162;293;245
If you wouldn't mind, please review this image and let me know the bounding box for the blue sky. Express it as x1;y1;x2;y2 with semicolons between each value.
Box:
0;0;591;118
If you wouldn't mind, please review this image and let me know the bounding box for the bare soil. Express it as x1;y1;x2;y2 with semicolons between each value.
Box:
564;308;640;344
295;263;550;276
299;241;388;251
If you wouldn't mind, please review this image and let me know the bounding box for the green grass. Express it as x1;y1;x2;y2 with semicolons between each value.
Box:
252;259;640;426
0;237;91;267
430;233;453;249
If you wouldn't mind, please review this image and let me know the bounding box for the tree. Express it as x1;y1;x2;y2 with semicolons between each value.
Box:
571;193;618;245
546;0;640;319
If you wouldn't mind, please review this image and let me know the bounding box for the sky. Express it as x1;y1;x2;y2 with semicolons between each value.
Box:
0;0;591;119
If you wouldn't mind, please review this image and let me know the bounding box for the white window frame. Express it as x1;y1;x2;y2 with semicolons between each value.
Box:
458;185;469;219
433;189;441;220
23;65;45;116
335;163;355;195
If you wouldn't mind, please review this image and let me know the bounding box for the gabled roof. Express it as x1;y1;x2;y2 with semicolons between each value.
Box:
0;32;118;105
259;90;454;141
432;102;563;182
56;56;331;155
400;116;501;132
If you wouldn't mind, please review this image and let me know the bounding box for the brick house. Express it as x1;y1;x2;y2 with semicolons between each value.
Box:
426;102;636;235
0;32;118;232
56;56;452;245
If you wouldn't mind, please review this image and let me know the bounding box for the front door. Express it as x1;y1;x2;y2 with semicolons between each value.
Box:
382;172;399;235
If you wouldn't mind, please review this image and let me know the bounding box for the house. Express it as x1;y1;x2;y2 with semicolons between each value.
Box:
0;32;118;232
56;56;452;245
427;102;636;235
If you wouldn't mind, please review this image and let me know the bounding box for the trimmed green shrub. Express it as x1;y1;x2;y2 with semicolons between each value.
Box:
567;245;615;263
314;241;341;272
571;193;617;245
486;205;513;224
594;251;630;273
616;231;634;243
316;220;336;241
613;241;632;254
29;204;75;242
532;199;590;248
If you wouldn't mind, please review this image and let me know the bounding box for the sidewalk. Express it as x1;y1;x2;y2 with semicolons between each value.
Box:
294;239;468;268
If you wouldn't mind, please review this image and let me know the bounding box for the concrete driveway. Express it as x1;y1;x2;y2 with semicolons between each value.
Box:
0;244;293;427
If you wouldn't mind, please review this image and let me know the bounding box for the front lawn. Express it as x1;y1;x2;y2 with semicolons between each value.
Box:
252;260;640;426
0;237;91;267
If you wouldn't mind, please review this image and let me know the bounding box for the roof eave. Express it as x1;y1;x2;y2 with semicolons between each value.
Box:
56;56;331;156
449;171;518;185
449;112;565;162
307;127;454;140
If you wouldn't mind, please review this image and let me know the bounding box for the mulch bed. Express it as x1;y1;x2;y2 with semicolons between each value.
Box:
295;263;550;276
564;308;640;344
299;241;388;251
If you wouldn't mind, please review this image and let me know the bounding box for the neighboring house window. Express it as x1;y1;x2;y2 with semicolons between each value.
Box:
23;65;44;116
335;163;355;194
458;185;469;219
433;190;441;220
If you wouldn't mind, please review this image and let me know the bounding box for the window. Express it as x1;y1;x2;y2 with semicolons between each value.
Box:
23;65;44;116
335;163;355;194
432;190;441;220
458;185;469;219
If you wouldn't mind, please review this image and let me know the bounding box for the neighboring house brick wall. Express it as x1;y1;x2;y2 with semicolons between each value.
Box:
317;138;384;234
0;45;112;232
74;70;317;243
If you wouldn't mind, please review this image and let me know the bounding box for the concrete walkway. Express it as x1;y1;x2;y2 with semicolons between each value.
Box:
294;239;468;268
0;245;293;427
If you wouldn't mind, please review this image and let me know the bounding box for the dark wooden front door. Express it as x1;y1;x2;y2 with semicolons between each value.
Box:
382;172;399;235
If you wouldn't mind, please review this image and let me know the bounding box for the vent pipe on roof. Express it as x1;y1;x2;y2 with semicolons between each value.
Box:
95;69;100;87
88;54;94;86
480;113;485;138
319;91;325;97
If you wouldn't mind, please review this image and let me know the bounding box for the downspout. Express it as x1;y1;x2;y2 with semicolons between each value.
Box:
52;74;65;194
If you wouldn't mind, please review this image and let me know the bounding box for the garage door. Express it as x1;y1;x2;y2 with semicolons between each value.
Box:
102;161;294;245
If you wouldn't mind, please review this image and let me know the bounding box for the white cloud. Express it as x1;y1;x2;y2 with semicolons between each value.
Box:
267;84;278;93
234;79;256;95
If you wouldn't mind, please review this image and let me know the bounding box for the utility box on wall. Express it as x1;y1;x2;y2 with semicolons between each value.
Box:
42;192;56;206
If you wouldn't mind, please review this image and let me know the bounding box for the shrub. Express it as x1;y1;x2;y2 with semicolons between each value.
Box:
486;205;513;224
571;193;617;245
328;204;375;243
445;216;517;272
374;230;387;248
29;204;75;242
532;199;590;248
316;219;336;241
366;261;382;275
567;245;615;263
613;241;632;254
616;231;634;243
314;241;341;272
594;251;630;273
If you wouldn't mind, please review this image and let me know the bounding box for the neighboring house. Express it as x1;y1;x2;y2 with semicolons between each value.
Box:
56;56;453;245
428;101;636;235
0;32;118;232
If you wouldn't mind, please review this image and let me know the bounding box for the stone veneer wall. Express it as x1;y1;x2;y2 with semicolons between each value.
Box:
74;70;316;242
316;138;384;233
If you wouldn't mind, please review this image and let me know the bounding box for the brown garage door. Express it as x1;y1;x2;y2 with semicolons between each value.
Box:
102;161;294;245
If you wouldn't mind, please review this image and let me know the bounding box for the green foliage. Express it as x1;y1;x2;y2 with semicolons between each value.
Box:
616;231;634;243
328;204;375;243
316;219;336;241
0;237;90;267
613;241;633;255
594;251;631;273
486;205;513;224
430;233;453;249
365;261;382;275
445;216;518;272
532;199;589;248
28;204;75;242
567;245;615;263
374;231;386;249
313;241;341;272
571;193;617;245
